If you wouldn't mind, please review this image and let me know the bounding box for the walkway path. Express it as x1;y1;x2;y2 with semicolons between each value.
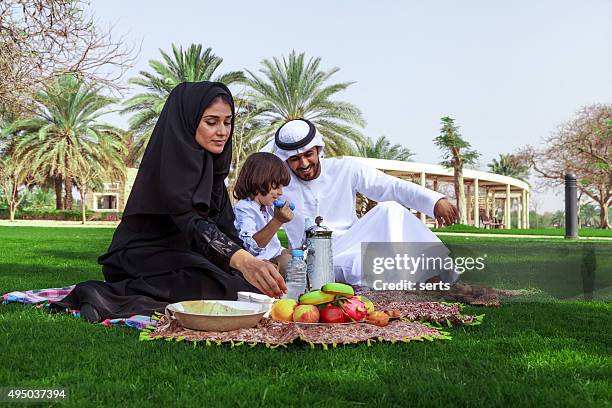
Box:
434;231;612;240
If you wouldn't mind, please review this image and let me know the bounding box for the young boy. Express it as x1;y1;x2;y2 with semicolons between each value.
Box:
233;152;294;277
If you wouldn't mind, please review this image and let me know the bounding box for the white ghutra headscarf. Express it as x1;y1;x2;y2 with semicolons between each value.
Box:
273;119;325;161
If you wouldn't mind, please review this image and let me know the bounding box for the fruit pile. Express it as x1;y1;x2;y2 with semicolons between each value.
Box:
270;283;392;327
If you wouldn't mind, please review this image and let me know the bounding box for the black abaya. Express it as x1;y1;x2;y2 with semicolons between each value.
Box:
50;82;260;320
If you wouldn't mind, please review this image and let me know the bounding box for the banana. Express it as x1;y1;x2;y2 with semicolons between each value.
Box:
298;290;336;305
321;282;354;297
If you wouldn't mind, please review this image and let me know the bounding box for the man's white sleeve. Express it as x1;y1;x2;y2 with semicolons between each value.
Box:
351;159;446;218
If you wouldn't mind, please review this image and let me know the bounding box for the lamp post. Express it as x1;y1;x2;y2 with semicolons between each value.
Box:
565;173;578;239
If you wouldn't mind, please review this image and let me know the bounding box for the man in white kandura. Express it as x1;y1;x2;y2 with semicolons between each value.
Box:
273;118;460;286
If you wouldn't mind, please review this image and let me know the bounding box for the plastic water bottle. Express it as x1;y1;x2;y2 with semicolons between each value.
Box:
283;249;307;300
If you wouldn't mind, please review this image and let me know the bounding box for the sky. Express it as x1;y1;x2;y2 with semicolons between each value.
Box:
90;0;611;212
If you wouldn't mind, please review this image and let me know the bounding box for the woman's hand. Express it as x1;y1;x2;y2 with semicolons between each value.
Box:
229;249;287;298
273;201;294;223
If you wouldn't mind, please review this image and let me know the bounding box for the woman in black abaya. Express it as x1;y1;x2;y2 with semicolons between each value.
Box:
51;82;286;321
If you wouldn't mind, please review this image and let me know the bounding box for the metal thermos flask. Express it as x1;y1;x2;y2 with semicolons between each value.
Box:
304;216;334;290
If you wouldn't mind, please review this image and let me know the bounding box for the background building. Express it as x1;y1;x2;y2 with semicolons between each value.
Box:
351;157;530;229
91;160;529;229
87;168;138;213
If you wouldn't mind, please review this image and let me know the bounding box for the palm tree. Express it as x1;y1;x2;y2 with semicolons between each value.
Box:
122;43;245;163
551;210;565;228
355;135;414;161
228;96;269;184
14;74;125;210
434;116;480;224
580;203;599;228
121;130;140;168
244;51;366;156
2;115;68;209
488;154;529;181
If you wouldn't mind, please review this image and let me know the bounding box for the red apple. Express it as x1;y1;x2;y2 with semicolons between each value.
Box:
320;304;346;324
292;305;320;323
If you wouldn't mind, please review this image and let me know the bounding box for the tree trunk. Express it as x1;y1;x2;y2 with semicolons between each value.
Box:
9;184;18;221
599;201;610;229
466;184;471;224
80;189;87;224
453;171;459;210
455;166;466;224
64;176;73;210
55;175;63;210
433;178;440;227
9;202;16;222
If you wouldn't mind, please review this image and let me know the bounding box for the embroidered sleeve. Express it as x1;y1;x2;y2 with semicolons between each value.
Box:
171;211;243;272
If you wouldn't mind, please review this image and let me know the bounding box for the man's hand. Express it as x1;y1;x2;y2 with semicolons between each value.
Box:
433;198;459;226
273;201;294;223
229;249;287;298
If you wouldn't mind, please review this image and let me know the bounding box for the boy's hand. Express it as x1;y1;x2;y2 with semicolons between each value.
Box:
273;201;294;223
273;200;295;210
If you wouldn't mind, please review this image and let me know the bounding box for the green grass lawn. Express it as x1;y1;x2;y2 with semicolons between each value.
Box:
0;226;610;407
432;224;612;237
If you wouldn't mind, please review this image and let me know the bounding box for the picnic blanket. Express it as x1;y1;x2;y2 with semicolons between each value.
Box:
1;285;155;331
142;298;483;347
141;283;522;346
3;282;520;346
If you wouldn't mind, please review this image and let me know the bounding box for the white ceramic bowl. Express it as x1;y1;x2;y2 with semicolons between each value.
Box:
165;300;266;332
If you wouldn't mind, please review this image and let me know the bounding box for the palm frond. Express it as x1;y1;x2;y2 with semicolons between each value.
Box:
123;43;244;163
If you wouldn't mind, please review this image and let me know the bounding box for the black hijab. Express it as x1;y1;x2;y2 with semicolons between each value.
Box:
123;81;234;217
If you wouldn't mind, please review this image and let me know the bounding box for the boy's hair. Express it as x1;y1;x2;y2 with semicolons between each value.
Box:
233;152;291;200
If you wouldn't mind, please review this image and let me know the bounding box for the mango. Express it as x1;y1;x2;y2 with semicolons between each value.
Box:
270;298;298;321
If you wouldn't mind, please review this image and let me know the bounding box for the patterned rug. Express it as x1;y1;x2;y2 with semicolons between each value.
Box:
3;282;520;342
142;298;484;348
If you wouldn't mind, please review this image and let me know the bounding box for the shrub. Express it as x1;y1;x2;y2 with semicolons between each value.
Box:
0;209;122;221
